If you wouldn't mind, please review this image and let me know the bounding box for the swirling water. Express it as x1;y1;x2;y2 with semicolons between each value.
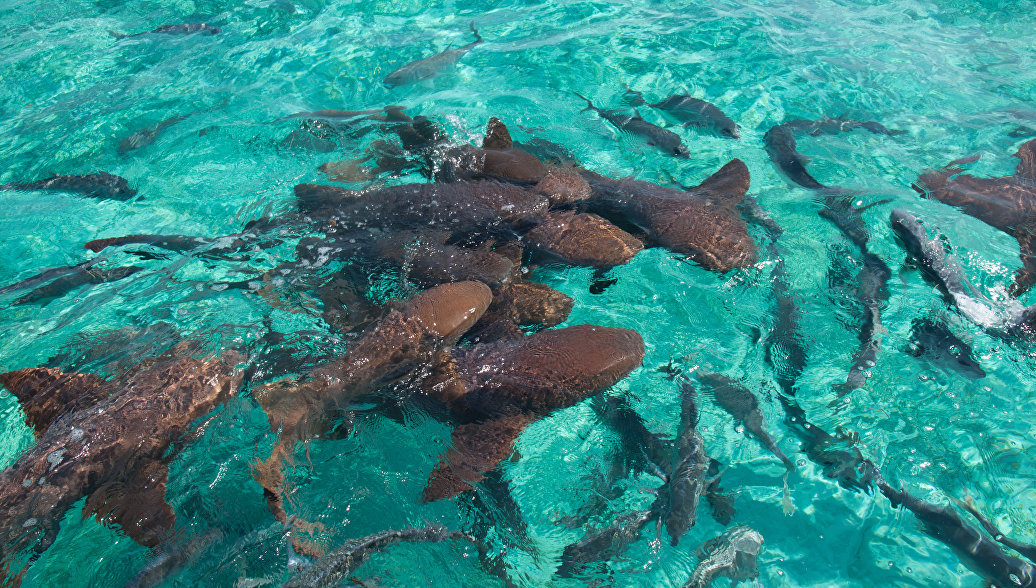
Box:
1;0;1035;585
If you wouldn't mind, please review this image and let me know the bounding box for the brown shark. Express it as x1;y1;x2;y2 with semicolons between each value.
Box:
295;179;549;239
525;210;644;267
373;231;515;287
581;159;757;272
431;117;550;184
250;282;493;542
422;324;645;501
463;280;575;343
0;343;242;575
913;139;1036;295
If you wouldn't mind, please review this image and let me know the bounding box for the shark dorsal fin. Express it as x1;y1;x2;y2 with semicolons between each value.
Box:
0;368;110;437
692;159;751;208
482;117;513;150
1014;139;1036;182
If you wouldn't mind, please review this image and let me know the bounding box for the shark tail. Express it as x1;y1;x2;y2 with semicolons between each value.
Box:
109;30;128;39
469;21;482;44
573;92;595;113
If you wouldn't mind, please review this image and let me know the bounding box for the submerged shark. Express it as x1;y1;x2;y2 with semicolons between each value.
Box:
913;139;1036;296
383;22;482;87
281;526;469;588
888;208;1036;338
906;317;985;379
110;23;222;39
575;93;691;158
875;472;1035;588
118;115;190;154
686;526;764;588
624;88;740;139
697;372;794;470
1;172;137;200
0;343;242;578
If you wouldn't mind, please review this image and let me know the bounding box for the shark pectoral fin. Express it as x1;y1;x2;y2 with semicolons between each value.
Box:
0;368;110;437
422;413;535;502
693;159;751;207
85;460;174;547
1013;139;1036;181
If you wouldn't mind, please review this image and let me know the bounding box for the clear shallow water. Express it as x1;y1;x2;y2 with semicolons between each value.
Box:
0;0;1035;585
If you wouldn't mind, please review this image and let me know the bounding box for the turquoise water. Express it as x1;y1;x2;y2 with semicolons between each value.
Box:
1;0;1035;585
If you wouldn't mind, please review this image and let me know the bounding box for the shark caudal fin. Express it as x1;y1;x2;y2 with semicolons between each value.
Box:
622;85;647;106
573;92;595;113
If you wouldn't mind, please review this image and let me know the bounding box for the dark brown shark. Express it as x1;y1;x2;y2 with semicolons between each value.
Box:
373;231;515;287
0;343;242;575
525;210;644;267
422;324;645;501
1;172;137;200
913;139;1036;295
581;159;757;272
463;280;574;344
296;180;549;240
251;282;493;545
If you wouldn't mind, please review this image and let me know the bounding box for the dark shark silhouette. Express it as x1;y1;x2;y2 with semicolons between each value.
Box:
281;526;469;588
575;93;691;158
383;22;482;87
624;87;740;139
110;23;221;39
697;372;794;470
1;172;137;200
875;471;1036;588
906;317;985;379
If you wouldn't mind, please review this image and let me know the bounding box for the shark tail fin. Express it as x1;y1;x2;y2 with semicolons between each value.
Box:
469;21;482;44
573;92;594;113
